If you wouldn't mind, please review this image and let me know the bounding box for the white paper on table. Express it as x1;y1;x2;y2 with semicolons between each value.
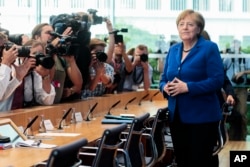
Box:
36;133;81;137
15;139;57;149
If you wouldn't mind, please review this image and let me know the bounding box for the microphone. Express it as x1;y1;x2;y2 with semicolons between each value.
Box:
124;97;136;110
86;102;98;121
23;115;39;135
58;108;72;129
107;100;121;115
138;93;149;105
150;91;160;102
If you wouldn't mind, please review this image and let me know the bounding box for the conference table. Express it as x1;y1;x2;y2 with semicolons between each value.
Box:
0;89;166;167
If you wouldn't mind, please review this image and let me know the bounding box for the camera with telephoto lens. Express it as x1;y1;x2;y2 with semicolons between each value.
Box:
0;41;30;57
231;74;244;84
87;9;107;25
8;34;24;45
140;53;148;62
95;51;107;62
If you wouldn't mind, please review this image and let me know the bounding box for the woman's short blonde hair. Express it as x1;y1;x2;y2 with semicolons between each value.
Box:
176;9;205;36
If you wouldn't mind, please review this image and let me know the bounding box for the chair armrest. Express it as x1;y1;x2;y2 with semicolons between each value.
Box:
33;161;47;167
141;133;158;166
117;148;132;167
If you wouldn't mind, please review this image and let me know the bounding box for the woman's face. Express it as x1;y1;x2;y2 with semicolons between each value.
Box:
177;15;200;42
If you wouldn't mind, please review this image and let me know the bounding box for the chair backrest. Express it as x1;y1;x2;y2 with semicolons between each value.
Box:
154;107;169;161
124;112;150;167
92;123;128;167
145;107;169;162
213;102;232;156
46;138;88;167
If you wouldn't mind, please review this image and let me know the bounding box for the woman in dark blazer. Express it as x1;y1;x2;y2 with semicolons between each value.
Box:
159;10;224;167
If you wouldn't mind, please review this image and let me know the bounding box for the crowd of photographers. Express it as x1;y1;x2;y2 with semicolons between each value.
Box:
0;10;153;112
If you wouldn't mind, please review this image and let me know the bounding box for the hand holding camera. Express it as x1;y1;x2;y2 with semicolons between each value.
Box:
14;57;36;81
1;44;18;66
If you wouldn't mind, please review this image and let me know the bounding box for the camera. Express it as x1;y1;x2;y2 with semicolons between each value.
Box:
231;74;244;84
140;54;148;62
87;9;107;25
50;13;92;55
0;41;30;57
109;28;128;44
34;53;55;69
8;34;24;45
222;102;233;116
50;13;90;35
96;51;107;62
48;32;79;57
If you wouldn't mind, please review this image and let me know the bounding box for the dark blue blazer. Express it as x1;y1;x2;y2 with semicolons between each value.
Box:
159;37;224;123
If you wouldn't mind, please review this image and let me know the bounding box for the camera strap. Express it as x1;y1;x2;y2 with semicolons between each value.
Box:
133;66;144;85
23;72;37;107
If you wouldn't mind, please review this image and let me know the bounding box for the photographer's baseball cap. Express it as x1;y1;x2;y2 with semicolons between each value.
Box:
89;38;106;47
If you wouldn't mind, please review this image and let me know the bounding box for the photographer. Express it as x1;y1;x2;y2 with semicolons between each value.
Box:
31;23;83;103
106;42;133;93
223;39;250;140
81;38;114;98
0;33;37;111
123;44;153;91
23;39;56;106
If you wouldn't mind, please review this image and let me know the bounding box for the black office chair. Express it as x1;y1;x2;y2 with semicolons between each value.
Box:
212;102;232;156
34;138;88;167
79;123;130;167
117;112;152;167
144;107;169;166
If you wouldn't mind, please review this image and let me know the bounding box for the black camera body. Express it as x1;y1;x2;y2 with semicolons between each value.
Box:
140;54;148;62
96;51;107;62
110;28;128;44
34;53;55;69
0;41;30;57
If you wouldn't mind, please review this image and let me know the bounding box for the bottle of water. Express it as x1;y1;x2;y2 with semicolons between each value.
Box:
39;115;46;133
70;108;76;124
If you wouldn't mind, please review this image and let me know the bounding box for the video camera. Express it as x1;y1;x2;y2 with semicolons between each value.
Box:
48;32;79;57
109;28;128;44
87;9;107;25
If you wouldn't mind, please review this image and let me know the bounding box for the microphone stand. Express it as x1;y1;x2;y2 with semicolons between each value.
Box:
23;115;39;137
150;91;160;102
138;93;149;105
124;97;136;110
58;108;72;129
86;102;98;121
107;100;121;115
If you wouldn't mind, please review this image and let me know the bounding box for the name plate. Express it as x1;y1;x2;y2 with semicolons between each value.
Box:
44;119;54;131
75;112;83;122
